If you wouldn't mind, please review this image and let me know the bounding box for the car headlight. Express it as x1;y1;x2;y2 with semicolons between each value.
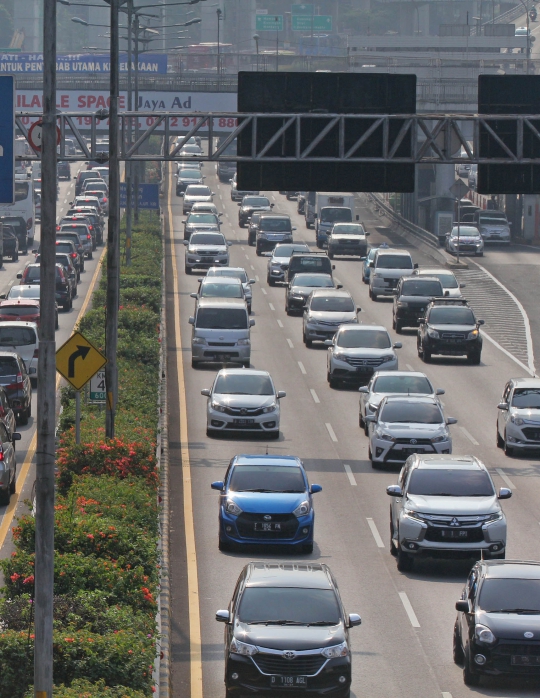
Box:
237;338;250;346
475;624;496;645
431;433;449;443
291;293;304;300
467;329;479;339
211;401;226;412
511;415;524;426
483;512;503;523
366;403;376;413
192;337;207;345
375;428;395;442
397;301;409;307
332;351;346;359
380;354;395;363
225;500;243;516
230;638;258;656
427;328;439;339
293;500;311;517
373;272;382;278
262;403;277;413
404;508;424;522
321;641;348;658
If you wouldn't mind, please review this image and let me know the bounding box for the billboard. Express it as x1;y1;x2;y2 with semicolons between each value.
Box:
0;53;168;74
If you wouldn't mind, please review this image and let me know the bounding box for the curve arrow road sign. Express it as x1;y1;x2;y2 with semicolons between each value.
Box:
56;331;107;390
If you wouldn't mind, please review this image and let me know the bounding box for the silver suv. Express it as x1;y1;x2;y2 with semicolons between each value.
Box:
302;289;359;347
497;377;540;456
387;454;511;571
183;232;231;274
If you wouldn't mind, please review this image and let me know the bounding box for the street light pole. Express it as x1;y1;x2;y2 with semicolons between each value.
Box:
125;0;133;266
34;0;57;692
276;16;279;71
253;33;259;70
133;13;141;223
216;8;222;77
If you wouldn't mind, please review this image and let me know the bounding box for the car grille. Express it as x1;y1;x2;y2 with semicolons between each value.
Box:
344;357;385;367
494;643;540;656
203;351;239;357
252;654;326;676
394;438;432;445
225;422;262;430
223;406;265;416
521;427;540;441
236;513;298;539
383;278;398;286
207;342;235;347
490;641;540;672
318;320;342;327
440;332;467;340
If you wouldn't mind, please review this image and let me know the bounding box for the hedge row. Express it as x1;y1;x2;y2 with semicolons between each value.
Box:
0;210;163;697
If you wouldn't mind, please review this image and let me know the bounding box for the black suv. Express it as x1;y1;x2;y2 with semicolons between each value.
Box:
0;216;28;254
216;562;361;698
255;214;295;255
285;273;339;315
287;252;334;284
238;195;273;227
57;161;71;180
247;211;263;246
0;352;33;425
392;276;445;333
454;560;540;686
417;298;484;364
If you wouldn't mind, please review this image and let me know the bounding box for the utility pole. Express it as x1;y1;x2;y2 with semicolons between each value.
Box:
217;8;222;80
125;0;133;266
133;13;140;223
105;0;121;439
275;16;279;71
34;0;57;692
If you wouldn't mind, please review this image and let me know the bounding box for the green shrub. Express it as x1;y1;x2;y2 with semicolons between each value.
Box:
27;679;148;698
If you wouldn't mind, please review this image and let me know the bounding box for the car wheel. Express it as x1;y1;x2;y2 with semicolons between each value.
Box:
395;319;402;334
397;549;414;572
9;467;16;495
87;251;93;260
185;266;191;275
206;427;218;438
191;359;199;369
453;622;464;665
285;303;291;315
316;239;322;249
243;361;250;368
423;348;431;363
0;487;10;506
255;247;262;256
476;252;484;257
247;304;252;314
364;422;369;437
328;250;334;259
55;315;59;331
301;542;314;554
269;430;280;440
503;434;514;457
303;332;312;348
359;413;364;428
11;252;18;262
496;425;504;448
389;517;398;557
218;538;231;552
17;410;29;427
468;350;481;365
306;221;312;229
463;649;481;686
239;221;245;228
268;277;275;286
368;446;378;468
328;374;339;389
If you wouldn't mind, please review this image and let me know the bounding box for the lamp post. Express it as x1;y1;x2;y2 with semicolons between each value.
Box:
516;0;531;73
275;15;279;71
216;7;222;77
253;33;259;70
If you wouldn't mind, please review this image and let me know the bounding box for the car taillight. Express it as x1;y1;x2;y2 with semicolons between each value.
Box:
102;197;107;203
56;225;60;231
88;225;93;230
71;253;77;258
33;349;39;358
0;447;4;462
27;218;32;230
87;234;91;240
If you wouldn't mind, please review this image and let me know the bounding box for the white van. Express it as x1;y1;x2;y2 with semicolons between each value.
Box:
369;248;417;300
0;322;39;378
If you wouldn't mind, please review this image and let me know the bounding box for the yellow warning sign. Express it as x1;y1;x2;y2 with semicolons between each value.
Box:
56;331;107;391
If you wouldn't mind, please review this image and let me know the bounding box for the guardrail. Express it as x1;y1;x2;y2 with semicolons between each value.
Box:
367;193;440;248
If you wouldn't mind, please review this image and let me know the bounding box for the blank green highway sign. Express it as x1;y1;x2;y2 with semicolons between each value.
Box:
292;15;332;31
291;3;313;14
255;14;283;31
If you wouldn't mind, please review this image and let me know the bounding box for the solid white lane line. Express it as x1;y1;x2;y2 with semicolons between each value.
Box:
298;361;307;375
310;389;320;404
287;338;294;349
277;319;284;328
496;468;516;490
325;423;338;442
460;427;479;446
269;303;275;311
366;517;385;547
406;363;415;372
399;592;420;628
261;288;267;295
343;464;357;486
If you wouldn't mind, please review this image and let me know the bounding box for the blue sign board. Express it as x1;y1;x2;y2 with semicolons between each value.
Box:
0;76;14;204
120;183;160;210
0;53;168;74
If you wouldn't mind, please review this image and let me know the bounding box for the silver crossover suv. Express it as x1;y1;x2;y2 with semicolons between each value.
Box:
497;377;540;456
303;289;359;346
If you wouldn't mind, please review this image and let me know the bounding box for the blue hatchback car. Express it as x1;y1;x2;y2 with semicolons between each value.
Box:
211;454;322;554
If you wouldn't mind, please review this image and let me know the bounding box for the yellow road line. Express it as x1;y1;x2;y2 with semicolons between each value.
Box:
0;243;107;552
167;166;203;697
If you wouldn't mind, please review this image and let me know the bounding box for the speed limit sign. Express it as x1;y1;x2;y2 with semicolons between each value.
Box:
28;120;61;152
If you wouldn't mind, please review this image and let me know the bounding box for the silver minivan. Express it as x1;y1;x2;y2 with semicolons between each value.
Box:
189;298;255;369
369;248;417;300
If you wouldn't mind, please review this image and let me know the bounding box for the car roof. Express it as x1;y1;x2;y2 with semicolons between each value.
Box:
232;454;302;468
339;324;386;332
508;377;540;388
245;562;333;589
482;560;540;579
0;351;21;359
416;268;455;275
201;276;241;285
310;289;351;298
376;248;411;256
217;368;270;378
197;298;247;309
293;272;332;280
0;320;38;329
207;266;246;275
0;300;39;307
402;276;441;284
384;395;438;406
259;214;289;219
414;454;482;470
374;370;429;378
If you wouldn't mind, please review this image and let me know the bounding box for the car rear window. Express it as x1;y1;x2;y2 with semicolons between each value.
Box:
0;357;19;376
273;244;310;258
238;588;340;625
188;214;219;225
190;233;225;245
0;306;38;317
401;280;443;297
375;254;413;270
292;274;333;287
428;307;476;325
200;282;242;299
260;218;291;232
185;186;211;196
290;257;331;273
195;308;248;330
23;267;40;282
0;327;37;346
243;197;270;207
179;170;201;179
321;207;352;223
208;269;248;283
407;469;495;497
7;287;40;299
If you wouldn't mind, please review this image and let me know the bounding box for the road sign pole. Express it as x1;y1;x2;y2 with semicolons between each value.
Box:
75;390;81;445
34;0;57;691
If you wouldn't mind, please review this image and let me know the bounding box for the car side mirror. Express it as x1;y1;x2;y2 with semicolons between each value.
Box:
358;386;369;393
182;219;187;224
369;262;375;268
292;227;297;231
227;241;232;246
418;319;425;325
237;202;241;206
16;273;22;279
270;203;275;207
478;319;485;326
348;613;362;627
460;283;466;288
446;417;458;425
32;249;38;254
365;415;377;423
386;485;403;497
215;610;230;623
182;240;188;246
365;232;370;236
73;175;77;179
444;290;449;297
201;389;211;399
356;307;362;313
211;480;224;491
190;293;198;299
393;342;402;349
324;339;333;346
277;391;286;399
497;402;509;410
249;279;255;285
12;432;21;442
188;316;194;325
249;319;255;327
332;265;335;270
0;294;5;300
414;263;419;269
29;367;37;375
455;600;470;613
336;284;343;289
498;487;512;499
310;484;322;494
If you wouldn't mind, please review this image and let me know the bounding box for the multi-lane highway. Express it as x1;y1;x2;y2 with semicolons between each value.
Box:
165;162;540;698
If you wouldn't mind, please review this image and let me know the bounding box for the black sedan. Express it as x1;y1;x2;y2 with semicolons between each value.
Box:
285;272;339;315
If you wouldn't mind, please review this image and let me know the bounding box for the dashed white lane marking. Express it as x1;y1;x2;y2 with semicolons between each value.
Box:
325;423;338;442
298;361;307;375
250;265;255;270
399;592;420;628
245;254;249;260
366;517;385;547
460;427;479;446
344;464;357;486
261;288;267;295
496;468;516;490
269;303;275;311
441;693;453;698
240;246;244;250
63;197;68;204
277;319;284;328
287;338;294;349
219;193;223;199
406;363;414;372
255;275;260;282
310;389;320;404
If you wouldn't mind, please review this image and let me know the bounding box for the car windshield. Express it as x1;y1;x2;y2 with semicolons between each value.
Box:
407;468;495;496
376;255;413;269
401;280;443;297
273;244;309;258
424;272;458;289
321;208;352;223
214;374;274;395
337;330;390;349
332;224;365;235
243;197;270;207
428;307;476;324
190;234;225;245
293;275;333;288
0;306;38;317
0;357;19;376
201;282;242;299
380;401;442;424
229;464;304;492
188;214;219;225
260;218;291;232
180;170;201;179
56;243;75;254
7;287;40;299
209;269;248;283
373;375;433;394
479;215;507;224
196;308;247;329
0;327;36;346
239;587;340;625
452;227;479;237
478;579;540;613
186;186;211;196
511;388;540;408
1;218;25;235
310;296;354;312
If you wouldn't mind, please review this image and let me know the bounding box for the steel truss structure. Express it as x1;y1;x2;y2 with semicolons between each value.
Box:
15;111;540;164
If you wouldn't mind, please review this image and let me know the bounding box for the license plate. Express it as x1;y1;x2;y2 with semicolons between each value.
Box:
511;655;540;666
254;522;281;531
355;366;373;373
402;448;423;456
270;676;307;688
440;529;469;539
233;418;255;425
212;354;232;360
